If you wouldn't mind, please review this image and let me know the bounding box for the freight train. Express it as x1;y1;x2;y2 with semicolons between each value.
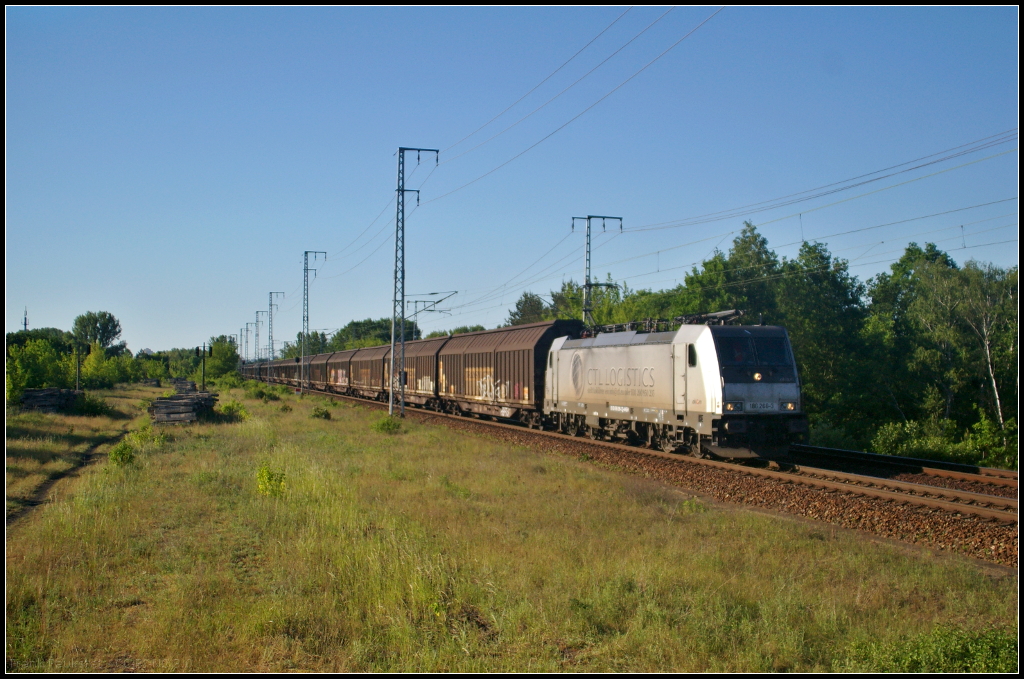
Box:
241;314;808;459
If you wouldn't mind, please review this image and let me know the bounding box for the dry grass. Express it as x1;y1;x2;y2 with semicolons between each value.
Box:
5;387;1017;672
5;385;159;516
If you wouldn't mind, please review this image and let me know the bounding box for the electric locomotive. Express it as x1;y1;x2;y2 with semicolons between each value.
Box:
545;312;808;458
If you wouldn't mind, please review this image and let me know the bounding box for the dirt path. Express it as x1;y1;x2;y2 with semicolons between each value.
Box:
5;427;129;528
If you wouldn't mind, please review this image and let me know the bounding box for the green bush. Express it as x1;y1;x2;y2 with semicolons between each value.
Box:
72;392;113;417
371;415;401;434
837;625;1018;672
108;440;135;467
212;372;244;389
279;403;293;413
5;338;74;401
220;400;250;422
244;382;280;402
310;405;331;420
871;414;1018;469
808;421;859;450
256;462;286;497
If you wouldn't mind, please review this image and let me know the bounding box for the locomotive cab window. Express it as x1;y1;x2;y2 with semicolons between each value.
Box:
715;337;756;366
713;332;796;383
752;337;792;365
687;344;697;367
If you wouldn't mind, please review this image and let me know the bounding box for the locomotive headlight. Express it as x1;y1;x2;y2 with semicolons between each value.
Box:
781;401;797;411
753;372;763;381
724;401;744;412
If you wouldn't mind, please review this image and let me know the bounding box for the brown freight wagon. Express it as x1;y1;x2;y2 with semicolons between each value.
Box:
326;349;359;391
437;320;582;420
308;352;335;390
349;345;390;399
384;336;452;405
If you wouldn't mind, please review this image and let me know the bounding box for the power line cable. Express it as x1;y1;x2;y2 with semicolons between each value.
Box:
624;132;1018;232
421;7;725;206
442;7;675;164
442;7;634;154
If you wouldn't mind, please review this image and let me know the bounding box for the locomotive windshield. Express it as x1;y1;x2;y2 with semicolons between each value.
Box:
752;337;790;365
716;337;756;365
712;329;796;383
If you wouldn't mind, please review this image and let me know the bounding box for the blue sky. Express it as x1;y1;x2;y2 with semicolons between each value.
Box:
6;7;1018;354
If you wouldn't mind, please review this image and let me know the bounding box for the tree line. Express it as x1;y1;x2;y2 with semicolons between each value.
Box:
6;311;240;400
276;320;487;359
504;223;1017;467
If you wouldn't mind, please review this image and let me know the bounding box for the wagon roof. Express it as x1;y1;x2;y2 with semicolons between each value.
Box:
309;352;335;365
391;336;450;358
327;349;359;362
350;345;390;361
439;320;568;354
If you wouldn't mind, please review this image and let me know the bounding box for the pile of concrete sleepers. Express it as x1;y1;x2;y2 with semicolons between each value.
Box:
149;392;217;424
20;388;82;413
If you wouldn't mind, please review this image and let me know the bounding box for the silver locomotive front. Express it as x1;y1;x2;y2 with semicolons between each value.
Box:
544;324;807;458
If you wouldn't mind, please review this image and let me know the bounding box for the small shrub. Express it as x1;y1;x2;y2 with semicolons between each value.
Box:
256;462;286;497
125;423;168;450
215;373;244;389
371;415;401;434
108;440;135;466
679;498;707;514
72;392;113;416
220;399;250;422
311;405;331;420
244;382;279;402
279;403;293;413
837;625;1018;672
809;421;859;450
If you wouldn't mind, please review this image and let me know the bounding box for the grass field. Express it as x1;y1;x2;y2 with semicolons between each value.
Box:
5;385;157;518
5;385;1018;672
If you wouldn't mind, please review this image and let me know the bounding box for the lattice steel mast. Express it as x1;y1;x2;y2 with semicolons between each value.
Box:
572;215;622;326
302;251;326;393
390;147;438;417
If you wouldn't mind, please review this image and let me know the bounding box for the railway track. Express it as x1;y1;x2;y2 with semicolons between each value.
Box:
297;386;1018;525
789;444;1017;486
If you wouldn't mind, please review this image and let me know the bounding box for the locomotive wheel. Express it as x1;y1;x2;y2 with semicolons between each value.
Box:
588;426;602;441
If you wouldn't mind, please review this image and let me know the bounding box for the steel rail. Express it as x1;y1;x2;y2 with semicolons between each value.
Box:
790;444;1018;483
788;464;1017;512
289;383;1018;524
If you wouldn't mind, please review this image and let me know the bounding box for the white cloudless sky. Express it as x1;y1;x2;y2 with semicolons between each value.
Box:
6;6;1018;353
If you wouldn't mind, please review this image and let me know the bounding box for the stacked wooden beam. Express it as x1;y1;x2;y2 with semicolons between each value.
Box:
167;378;197;394
19;388;82;413
148;392;217;424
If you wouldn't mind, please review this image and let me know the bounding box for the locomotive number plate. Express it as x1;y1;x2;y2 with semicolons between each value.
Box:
747;402;776;411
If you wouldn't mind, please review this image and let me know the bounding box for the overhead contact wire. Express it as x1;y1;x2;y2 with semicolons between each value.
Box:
422;7;725;205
